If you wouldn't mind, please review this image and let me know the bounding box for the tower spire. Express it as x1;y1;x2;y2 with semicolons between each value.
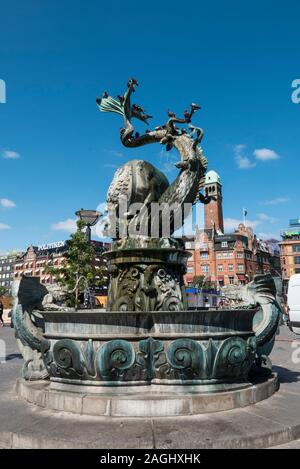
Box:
203;170;224;233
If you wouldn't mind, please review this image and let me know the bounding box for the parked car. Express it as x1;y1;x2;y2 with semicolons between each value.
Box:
287;274;300;334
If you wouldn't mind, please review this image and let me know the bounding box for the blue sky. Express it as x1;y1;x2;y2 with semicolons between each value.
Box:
0;0;300;252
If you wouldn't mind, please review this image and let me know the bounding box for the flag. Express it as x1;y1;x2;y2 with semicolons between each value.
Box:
243;208;248;217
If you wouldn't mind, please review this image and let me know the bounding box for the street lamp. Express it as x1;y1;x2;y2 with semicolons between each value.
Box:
75;209;102;309
75;209;101;242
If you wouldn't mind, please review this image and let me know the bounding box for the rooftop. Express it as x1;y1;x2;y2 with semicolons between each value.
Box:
205;170;221;185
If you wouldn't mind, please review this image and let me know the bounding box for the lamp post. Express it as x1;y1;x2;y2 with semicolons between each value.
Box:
75;209;102;308
75;209;101;242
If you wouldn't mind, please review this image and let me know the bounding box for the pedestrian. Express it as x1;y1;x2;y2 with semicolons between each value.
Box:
281;300;289;325
0;300;4;327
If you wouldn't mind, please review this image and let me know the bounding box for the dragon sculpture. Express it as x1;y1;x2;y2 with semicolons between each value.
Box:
96;78;211;241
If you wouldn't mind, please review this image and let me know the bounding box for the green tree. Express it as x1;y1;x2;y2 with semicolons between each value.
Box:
0;286;8;297
45;219;103;308
192;275;215;291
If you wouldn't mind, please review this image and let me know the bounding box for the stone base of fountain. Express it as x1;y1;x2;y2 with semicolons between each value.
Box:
14;306;280;417
13;274;282;417
16;374;278;417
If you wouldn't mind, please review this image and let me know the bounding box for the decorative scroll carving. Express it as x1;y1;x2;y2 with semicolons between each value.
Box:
97;340;136;381
137;337;165;381
41;334;258;385
166;339;206;380
106;255;188;312
212;337;256;380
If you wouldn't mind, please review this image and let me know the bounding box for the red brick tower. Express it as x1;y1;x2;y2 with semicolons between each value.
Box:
204;170;224;233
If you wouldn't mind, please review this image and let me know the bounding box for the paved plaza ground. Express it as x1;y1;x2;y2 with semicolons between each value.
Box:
0;324;300;449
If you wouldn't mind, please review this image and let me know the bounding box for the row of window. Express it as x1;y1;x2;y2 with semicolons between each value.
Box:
0;273;11;279
0;281;10;286
217;264;242;272
0;258;14;264
189;263;246;272
189;264;245;273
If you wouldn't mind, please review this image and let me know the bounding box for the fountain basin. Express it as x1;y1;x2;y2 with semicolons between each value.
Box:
40;308;258;389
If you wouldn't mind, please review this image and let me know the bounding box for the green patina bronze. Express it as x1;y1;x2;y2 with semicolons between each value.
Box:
96;78;211;312
12;79;282;396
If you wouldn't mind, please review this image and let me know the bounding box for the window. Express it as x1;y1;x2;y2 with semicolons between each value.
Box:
187;266;194;273
200;252;208;259
228;264;233;271
237;264;244;272
201;265;210;273
294;257;300;264
217;265;223;272
293;245;300;253
221;241;228;248
236;252;243;258
217;252;233;260
295;268;300;274
229;276;234;284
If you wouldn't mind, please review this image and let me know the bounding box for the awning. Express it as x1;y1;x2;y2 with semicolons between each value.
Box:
217;276;224;281
237;274;246;280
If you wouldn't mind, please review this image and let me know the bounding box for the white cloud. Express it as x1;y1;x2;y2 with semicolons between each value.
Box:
253;148;279;161
258;213;277;223
2;150;20;159
261;197;289;206
0;198;16;208
224;217;260;231
52;218;77;233
234;144;256;169
0;223;10;230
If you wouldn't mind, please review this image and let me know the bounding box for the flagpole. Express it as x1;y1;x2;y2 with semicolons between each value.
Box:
243;208;246;226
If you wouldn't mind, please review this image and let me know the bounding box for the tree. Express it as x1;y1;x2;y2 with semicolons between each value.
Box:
0;286;8;297
192;275;215;291
45;219;103;308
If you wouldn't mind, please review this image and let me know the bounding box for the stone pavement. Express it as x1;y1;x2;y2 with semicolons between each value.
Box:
0;325;299;449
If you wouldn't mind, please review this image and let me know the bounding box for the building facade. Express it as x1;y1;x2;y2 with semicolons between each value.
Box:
0;252;23;293
184;170;280;287
14;240;110;296
279;219;300;282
